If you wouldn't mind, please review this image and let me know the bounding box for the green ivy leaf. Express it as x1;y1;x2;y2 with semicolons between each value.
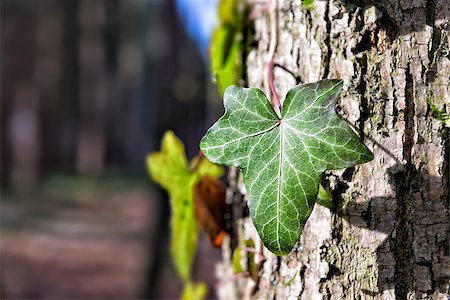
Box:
200;80;373;255
301;0;315;10
181;281;207;300
232;239;256;275
316;184;334;209
210;0;244;95
147;131;223;280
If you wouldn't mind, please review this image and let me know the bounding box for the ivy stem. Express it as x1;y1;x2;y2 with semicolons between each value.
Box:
265;0;281;116
268;61;281;110
241;247;258;253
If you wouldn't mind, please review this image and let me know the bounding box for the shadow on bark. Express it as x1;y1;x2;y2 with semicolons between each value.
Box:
335;152;449;297
342;0;449;87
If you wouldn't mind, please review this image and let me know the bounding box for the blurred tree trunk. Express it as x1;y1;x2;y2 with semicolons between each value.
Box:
6;1;41;193
218;1;449;299
76;0;107;175
36;0;64;173
115;0;152;171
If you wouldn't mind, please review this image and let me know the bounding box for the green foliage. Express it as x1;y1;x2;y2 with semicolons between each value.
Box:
301;0;315;10
316;184;334;209
200;80;373;255
232;239;255;274
282;271;298;286
232;246;243;274
147;131;223;284
181;282;207;300
210;0;244;95
426;97;449;126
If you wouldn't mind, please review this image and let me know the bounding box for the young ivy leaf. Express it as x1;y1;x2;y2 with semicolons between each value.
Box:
200;80;373;255
147;131;223;281
210;0;244;95
316;184;334;209
181;281;207;300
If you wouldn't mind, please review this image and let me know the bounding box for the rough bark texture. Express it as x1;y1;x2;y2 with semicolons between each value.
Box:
216;0;449;299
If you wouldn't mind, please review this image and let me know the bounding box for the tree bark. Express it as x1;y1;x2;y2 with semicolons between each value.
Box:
217;1;449;299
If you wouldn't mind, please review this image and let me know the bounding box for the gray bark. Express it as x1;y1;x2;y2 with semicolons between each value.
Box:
216;1;449;299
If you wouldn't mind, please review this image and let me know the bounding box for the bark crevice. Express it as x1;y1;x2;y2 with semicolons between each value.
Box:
393;65;415;299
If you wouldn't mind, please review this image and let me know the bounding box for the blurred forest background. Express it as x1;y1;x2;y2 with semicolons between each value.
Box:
0;0;224;299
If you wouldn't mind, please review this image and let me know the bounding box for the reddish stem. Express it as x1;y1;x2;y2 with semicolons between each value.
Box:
267;61;281;110
241;247;258;253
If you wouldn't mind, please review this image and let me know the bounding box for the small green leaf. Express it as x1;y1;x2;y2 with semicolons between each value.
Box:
181;281;207;300
232;246;243;274
200;80;373;255
301;0;315;10
426;97;449;126
282;271;299;286
147;131;223;281
210;0;244;95
316;184;334;209
232;239;255;274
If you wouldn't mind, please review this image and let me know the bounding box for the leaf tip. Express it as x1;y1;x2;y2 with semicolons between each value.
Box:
199;136;210;159
145;152;154;170
323;78;343;90
271;249;291;256
358;142;375;163
264;238;297;256
146;150;161;182
365;147;375;162
161;130;177;144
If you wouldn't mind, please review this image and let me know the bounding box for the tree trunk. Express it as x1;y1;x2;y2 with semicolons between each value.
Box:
216;1;449;299
76;0;107;175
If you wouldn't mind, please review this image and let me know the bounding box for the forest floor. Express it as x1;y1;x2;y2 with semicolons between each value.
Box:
1;175;223;299
0;176;159;300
